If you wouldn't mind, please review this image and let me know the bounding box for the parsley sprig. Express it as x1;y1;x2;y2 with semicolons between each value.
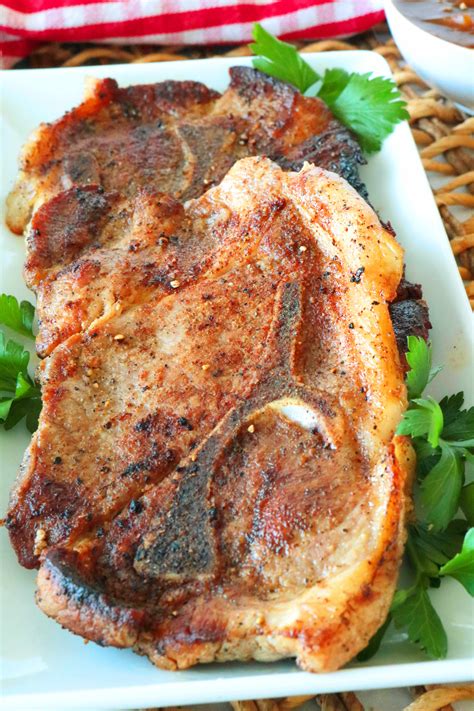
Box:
250;24;409;154
359;337;474;661
0;294;41;433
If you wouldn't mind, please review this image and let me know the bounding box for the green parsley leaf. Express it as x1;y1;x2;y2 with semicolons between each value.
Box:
391;584;447;659
443;407;474;442
420;443;464;530
413;398;444;448
357;614;392;661
440;392;465;426
4;391;42;432
463;449;474;464
440;528;474;595
437;391;474;446
412;437;440;479
250;24;320;93
409;522;467;574
408;530;443;578
316;67;350;105
0;326;41;433
391;587;413;610
405;336;441;400
397;397;444;447
249;24;408;154
0;332;30;391
0;371;40;423
460;483;474;527
0;294;35;339
366;333;472;662
323;71;409;154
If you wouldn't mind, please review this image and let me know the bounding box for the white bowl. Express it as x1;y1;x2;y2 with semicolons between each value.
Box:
385;0;474;112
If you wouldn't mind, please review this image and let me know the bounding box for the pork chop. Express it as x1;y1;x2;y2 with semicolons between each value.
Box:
6;66;366;238
22;186;222;356
7;158;413;672
9;67;366;357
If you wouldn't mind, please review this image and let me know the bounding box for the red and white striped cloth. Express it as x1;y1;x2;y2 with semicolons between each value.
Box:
0;1;384;69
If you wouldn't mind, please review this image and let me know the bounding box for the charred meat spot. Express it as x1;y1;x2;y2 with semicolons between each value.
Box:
121;441;176;479
177;416;193;431
53;456;62;465
390;299;431;360
382;219;396;237
129;499;143;514
208;507;218;521
350;267;365;284
144;267;171;287
121;461;149;478
134;415;154;433
121;102;141;120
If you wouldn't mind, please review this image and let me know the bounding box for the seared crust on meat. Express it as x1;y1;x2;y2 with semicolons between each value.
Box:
8;158;412;672
37;438;413;672
390;279;431;361
8;68;365;357
24;187;196;356
6;67;365;238
5;77;220;234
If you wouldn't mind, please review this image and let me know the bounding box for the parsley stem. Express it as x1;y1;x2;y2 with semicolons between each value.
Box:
442;438;474;449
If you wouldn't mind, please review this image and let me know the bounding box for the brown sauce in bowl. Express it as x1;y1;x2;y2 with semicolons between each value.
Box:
394;0;474;47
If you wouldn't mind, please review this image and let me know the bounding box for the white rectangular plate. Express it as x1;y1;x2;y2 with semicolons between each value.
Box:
1;51;473;710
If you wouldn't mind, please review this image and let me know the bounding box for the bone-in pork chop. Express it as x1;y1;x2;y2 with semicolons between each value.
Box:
9;67;366;357
8;158;413;672
6;66;366;237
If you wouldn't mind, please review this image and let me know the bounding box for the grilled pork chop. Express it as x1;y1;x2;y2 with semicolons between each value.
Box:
6;66;366;238
8;67;366;357
8;158;413;672
24;185;430;359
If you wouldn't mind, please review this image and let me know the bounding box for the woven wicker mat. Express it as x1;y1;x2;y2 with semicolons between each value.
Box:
12;25;474;711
